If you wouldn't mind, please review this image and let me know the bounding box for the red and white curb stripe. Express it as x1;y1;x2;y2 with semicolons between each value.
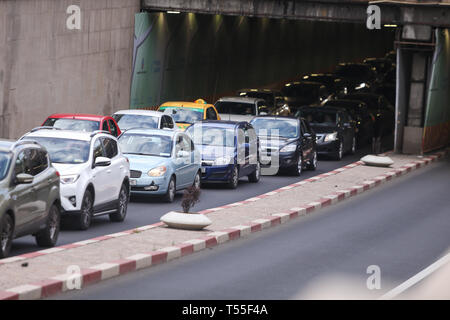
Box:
0;150;446;299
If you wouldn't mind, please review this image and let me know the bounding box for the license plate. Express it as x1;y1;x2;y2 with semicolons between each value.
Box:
130;179;137;186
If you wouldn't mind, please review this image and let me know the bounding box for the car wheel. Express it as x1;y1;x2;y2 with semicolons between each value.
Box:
77;190;93;230
36;203;60;247
163;176;176;203
228;166;239;189
248;162;261;183
193;171;201;188
334;141;343;160
292;154;303;176
110;183;129;222
0;214;13;259
350;137;356;155
307;151;318;170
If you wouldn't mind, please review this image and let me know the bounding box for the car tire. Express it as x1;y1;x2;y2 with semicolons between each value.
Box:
109;183;129;222
291;154;303;176
77;190;94;230
228;166;239;189
307;151;318;171
163;176;176;203
248;162;261;183
0;214;14;259
193;171;201;188
334;141;343;161
35;203;60;247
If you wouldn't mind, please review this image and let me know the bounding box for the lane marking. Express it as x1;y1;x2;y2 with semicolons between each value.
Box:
379;252;450;300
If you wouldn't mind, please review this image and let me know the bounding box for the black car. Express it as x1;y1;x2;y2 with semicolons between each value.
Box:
333;63;377;93
236;88;285;112
296;106;356;160
281;81;329;110
301;73;350;98
250;116;317;176
343;92;395;137
363;57;395;80
324;99;375;147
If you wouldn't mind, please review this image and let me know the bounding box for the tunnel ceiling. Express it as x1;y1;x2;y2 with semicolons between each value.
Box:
142;0;450;27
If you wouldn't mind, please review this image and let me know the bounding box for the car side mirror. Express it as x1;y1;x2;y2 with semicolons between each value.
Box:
16;173;34;184
177;150;190;158
94;156;111;167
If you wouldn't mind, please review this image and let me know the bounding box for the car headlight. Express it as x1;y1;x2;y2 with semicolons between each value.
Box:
148;166;167;177
214;156;232;166
280;144;297;152
60;174;79;184
356;82;367;90
324;132;338;142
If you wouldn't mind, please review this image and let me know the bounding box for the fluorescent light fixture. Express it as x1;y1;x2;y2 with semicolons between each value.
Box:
384;24;398;28
167;10;180;14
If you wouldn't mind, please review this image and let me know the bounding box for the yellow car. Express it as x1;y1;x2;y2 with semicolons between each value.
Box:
158;99;221;131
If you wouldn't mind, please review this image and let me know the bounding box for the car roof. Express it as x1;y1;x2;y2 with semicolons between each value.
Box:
251;115;299;121
216;96;263;104
113;109;165;117
159;101;214;110
120;128;176;137
23;128;104;141
47;113;110;121
190;120;244;128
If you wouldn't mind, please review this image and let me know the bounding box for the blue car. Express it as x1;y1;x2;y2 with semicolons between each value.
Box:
185;121;261;189
118;129;201;202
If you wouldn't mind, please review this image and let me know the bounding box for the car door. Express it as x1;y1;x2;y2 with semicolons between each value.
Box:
183;134;199;184
100;137;121;202
10;149;38;236
339;112;353;151
91;138;110;206
29;148;52;224
300;119;313;161
173;134;191;188
246;124;258;172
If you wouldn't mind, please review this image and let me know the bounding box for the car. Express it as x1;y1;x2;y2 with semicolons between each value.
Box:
42;114;122;137
296;106;356;160
281;81;329;110
112;109;176;132
301;73;350;98
236;89;285;112
0;139;61;258
323;99;375;147
250;116;317;175
214;97;267;122
158;100;220;131
333;63;377;93
343;92;395;137
186;121;261;188
21;128;130;230
118;129;201;202
363;57;395;81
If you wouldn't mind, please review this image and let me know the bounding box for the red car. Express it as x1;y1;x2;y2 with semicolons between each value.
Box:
42;114;121;137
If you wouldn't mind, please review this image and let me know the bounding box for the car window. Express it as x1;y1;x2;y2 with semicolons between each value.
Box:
93;139;104;161
215;102;256;116
43;118;100;132
161;115;174;129
0;152;11;181
14;149;36;176
112;114;159;130
206;107;217;120
30;149;49;176
101;137;118;158
108;120;119;137
175;135;191;154
102;120;109;132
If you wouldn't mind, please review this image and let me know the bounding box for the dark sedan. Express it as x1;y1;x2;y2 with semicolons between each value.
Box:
250;116;317;176
301;73;350;98
296;106;356;160
281;81;329;110
324;99;375;147
333;63;377;93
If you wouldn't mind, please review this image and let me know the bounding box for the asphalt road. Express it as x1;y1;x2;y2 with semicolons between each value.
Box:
10;146;375;257
55;153;450;299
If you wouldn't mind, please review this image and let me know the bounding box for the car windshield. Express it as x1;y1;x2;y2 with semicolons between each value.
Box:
23;137;90;164
281;84;319;99
160;107;203;124
215;102;256;116
298;110;338;126
251;118;299;139
112;114;159;130
118;134;173;157
238;92;273;107
0;152;12;181
186;125;235;147
43;118;100;132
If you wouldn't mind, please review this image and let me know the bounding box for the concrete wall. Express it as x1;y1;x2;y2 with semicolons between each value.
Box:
0;0;140;139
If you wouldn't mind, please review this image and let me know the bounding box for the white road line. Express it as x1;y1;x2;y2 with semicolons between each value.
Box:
379;252;450;300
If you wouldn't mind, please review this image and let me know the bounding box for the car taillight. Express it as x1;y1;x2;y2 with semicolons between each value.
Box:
56;171;60;177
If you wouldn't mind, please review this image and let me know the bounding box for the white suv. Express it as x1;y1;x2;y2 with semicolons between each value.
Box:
21;128;130;230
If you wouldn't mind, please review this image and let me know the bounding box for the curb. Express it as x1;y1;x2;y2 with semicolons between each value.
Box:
0;149;447;299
